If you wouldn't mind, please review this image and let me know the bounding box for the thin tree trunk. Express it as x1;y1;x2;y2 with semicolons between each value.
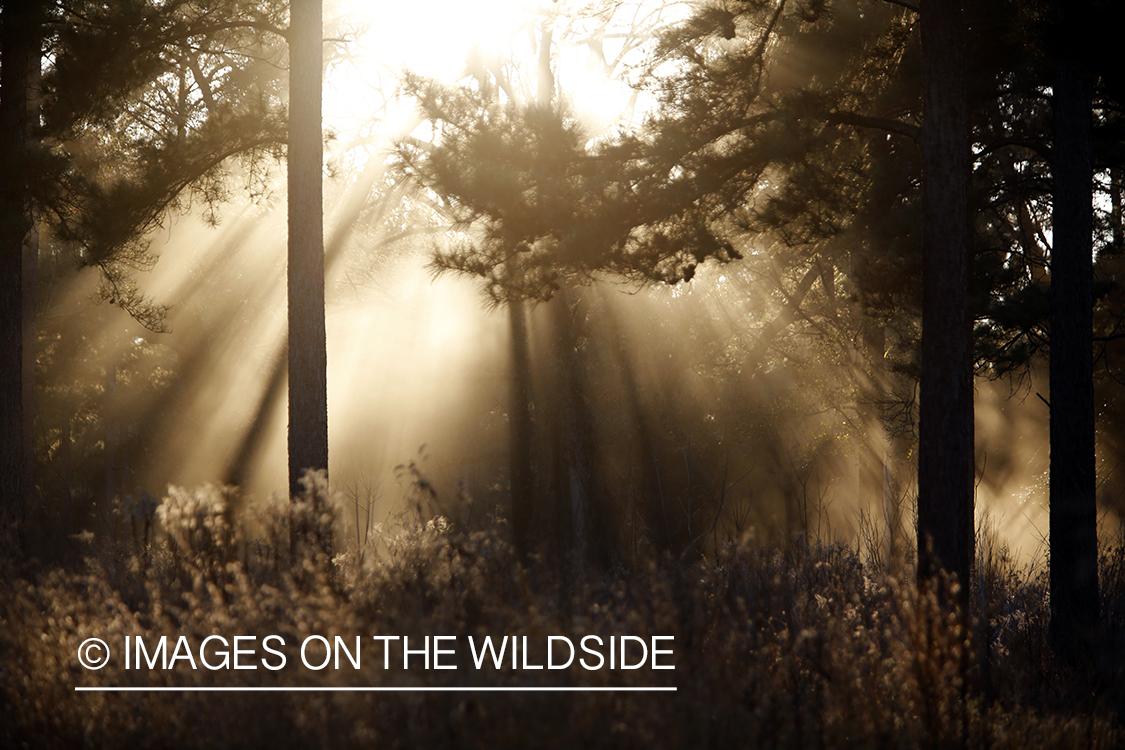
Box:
503;20;555;559
598;287;663;558
509;300;534;558
917;0;974;601
550;291;614;569
287;0;328;498
104;365;118;506
1111;166;1122;248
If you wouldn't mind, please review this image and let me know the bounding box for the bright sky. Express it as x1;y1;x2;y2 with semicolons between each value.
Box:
322;0;690;153
324;0;541;141
351;0;535;79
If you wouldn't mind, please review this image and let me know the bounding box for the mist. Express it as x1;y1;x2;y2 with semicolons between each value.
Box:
22;0;1125;575
34;173;1115;571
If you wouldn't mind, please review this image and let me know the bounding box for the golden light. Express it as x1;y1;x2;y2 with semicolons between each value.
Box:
359;0;535;78
325;0;536;119
321;0;685;146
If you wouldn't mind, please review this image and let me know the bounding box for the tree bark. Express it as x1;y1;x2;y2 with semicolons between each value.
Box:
0;0;43;547
509;300;534;558
917;0;974;601
1049;19;1098;659
287;0;328;498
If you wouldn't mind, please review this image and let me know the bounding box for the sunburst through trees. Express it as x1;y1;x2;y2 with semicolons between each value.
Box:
4;0;1125;744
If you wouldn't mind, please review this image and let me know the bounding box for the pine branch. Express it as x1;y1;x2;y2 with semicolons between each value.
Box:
824;110;920;142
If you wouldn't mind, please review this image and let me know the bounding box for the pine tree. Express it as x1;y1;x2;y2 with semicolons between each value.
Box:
397;0;904;557
5;1;309;548
42;0;289;328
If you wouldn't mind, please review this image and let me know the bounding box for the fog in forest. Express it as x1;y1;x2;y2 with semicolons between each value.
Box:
10;2;1125;747
36;166;1117;569
22;0;1125;571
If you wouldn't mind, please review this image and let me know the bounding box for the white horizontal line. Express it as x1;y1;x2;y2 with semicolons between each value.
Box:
75;686;676;693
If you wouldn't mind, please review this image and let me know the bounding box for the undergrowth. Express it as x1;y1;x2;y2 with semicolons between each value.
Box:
2;474;1123;749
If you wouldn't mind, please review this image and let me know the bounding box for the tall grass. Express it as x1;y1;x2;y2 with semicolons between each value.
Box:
2;475;1123;749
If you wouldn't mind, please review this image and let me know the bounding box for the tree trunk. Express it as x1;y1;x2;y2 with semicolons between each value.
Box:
917;0;974;601
503;21;555;559
1049;22;1098;659
287;0;328;498
550;291;614;570
104;365;119;506
508;300;534;558
0;0;43;547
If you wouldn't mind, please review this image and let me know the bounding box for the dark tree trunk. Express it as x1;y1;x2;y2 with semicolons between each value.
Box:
287;0;328;498
508;300;534;558
917;0;974;601
0;0;42;546
1049;24;1098;659
104;365;119;506
549;291;614;570
22;75;38;542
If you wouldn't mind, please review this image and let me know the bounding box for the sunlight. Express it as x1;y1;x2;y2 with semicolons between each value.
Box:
18;2;1125;740
322;0;679;147
330;0;533;100
322;0;540;164
556;43;640;136
359;0;532;78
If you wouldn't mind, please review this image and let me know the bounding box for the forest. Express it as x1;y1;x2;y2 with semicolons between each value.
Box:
2;0;1125;747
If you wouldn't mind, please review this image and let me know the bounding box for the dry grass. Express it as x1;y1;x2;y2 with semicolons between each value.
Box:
2;475;1123;749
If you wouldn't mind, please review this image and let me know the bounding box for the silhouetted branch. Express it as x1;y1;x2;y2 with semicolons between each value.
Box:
880;0;919;12
825;110;920;142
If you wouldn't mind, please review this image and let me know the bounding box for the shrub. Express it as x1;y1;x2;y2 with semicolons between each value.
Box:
2;480;1122;749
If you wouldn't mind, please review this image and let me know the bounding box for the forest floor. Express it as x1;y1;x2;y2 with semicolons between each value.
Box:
3;480;1124;749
